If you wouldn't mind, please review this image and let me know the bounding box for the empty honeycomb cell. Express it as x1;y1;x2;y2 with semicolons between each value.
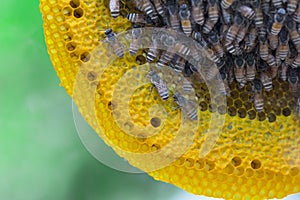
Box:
195;159;205;170
205;160;215;171
257;112;266;121
70;0;80;8
135;55;146;65
62;6;73;17
228;106;237;116
251;159;262;170
263;103;272;114
66;42;76;51
237;108;246;118
230;90;239;99
69;52;79;60
73;7;84;18
282;107;291;116
267;113;276;123
80;52;91;62
199;101;208;111
185;158;195;168
248;110;256;120
63;32;73;42
234;99;243;109
231;156;242;167
150;117;161;128
226;97;233;106
151;144;160;151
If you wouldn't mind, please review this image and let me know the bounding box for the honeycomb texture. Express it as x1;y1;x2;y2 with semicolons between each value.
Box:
40;0;300;199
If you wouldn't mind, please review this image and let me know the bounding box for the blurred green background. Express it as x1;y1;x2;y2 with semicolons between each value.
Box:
0;0;299;200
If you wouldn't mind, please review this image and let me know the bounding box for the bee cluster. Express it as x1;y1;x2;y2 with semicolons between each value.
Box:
108;0;300;119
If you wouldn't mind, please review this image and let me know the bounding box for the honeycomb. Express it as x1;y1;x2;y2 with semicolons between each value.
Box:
40;0;300;199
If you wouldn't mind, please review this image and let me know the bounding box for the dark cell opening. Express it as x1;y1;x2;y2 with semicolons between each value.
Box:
150;117;161;128
251;159;262;170
74;8;84;18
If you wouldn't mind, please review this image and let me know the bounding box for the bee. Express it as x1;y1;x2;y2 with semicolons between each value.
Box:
288;67;299;93
190;42;203;62
170;55;186;72
293;2;300;23
192;32;219;63
226;43;236;54
271;8;286;36
182;79;193;93
206;58;224;80
271;0;282;8
226;57;235;83
239;5;255;20
266;54;279;79
261;0;270;14
218;66;231;96
259;67;273;91
147;70;169;100
221;6;232;25
109;0;119;18
287;0;298;15
127;13;149;24
142;0;158;22
279;61;288;81
157;50;174;68
246;53;256;82
286;16;300;52
259;34;269;60
253;78;265;112
208;31;224;58
292;53;300;68
167;0;180;31
276;27;289;62
178;4;192;36
207;0;219;23
184;61;198;77
103;29;124;58
174;42;191;57
225;13;244;47
152;0;165;17
235;20;250;44
203;0;219;34
191;0;205;25
268;33;278;50
254;0;264;28
147;35;160;62
129;24;142;56
221;0;235;9
173;93;198;120
234;56;247;88
244;23;258;52
203;20;217;34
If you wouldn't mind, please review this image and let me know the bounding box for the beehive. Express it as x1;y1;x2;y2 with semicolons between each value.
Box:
40;0;300;199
